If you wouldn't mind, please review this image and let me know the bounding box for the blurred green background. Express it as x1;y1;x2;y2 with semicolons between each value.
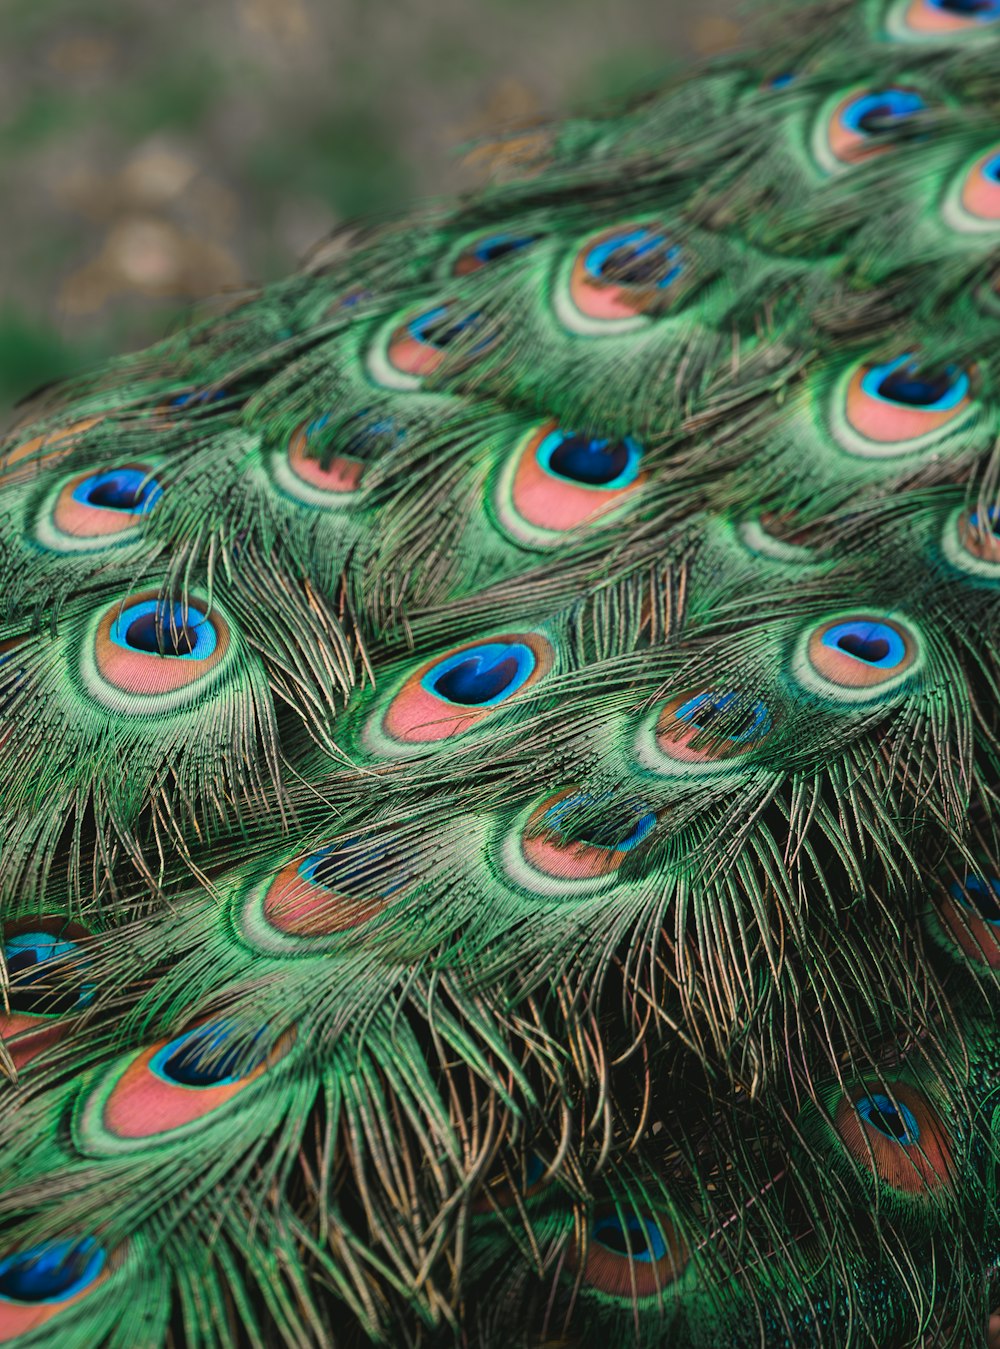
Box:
0;0;741;406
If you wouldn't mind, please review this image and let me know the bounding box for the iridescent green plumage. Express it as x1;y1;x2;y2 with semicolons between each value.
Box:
2;1;1000;1344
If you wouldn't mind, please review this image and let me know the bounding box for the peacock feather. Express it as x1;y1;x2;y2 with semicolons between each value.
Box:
2;1;1000;1344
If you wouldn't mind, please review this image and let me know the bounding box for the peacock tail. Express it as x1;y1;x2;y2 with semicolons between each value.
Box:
2;1;1000;1344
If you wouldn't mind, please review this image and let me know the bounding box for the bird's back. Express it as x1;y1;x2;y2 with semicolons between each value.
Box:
2;2;1000;1345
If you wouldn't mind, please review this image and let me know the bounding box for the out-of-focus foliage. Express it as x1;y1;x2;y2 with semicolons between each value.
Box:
0;0;740;405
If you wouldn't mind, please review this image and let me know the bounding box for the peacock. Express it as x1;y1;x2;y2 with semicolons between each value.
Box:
2;0;1000;1344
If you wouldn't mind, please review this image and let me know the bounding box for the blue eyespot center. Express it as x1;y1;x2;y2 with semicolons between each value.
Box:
303;410;399;458
950;874;1000;924
821;620;906;669
855;1094;920;1146
843;88;925;137
932;0;1000;16
543;793;656;852
984;152;1000;183
674;691;771;744
408;306;487;351
0;1239;105;1304
524;1152;545;1188
472;233;537;264
150;1021;269;1088
591;1214;669;1263
73;469;162;514
536;429;643;491
865;355;968;410
3;930;95;1015
585;229;682;290
299;839;404;897
170;388;228;409
878;369;955;407
968;506;1000;535
110;600;217;660
423;642;537;707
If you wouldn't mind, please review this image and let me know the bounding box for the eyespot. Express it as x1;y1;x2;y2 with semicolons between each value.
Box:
832;354;973;458
473;1150;548;1212
237;838;408;952
0;917;94;1072
164;387;232;414
337;287;372;310
766;72;798;90
0;1238;104;1304
452;231;539;276
942;146;1000;233
0;1238;108;1341
367;303;498;390
502;788;656;898
35;464;162;553
0;418;101;490
941;505;1000;578
856;1094;920;1144
812;86;926;174
834;1082;953;1193
887;0;1000;39
636;689;772;778
84;590;232;713
736;516;825;565
365;633;553;754
492;421;646;548
555;223;683;335
569;1209;688;1300
270;417;364;507
793;612;922;702
3;920;94;1017
153;379;263;420
150;1021;272;1088
936;871;1000;967
74;1020;293;1153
